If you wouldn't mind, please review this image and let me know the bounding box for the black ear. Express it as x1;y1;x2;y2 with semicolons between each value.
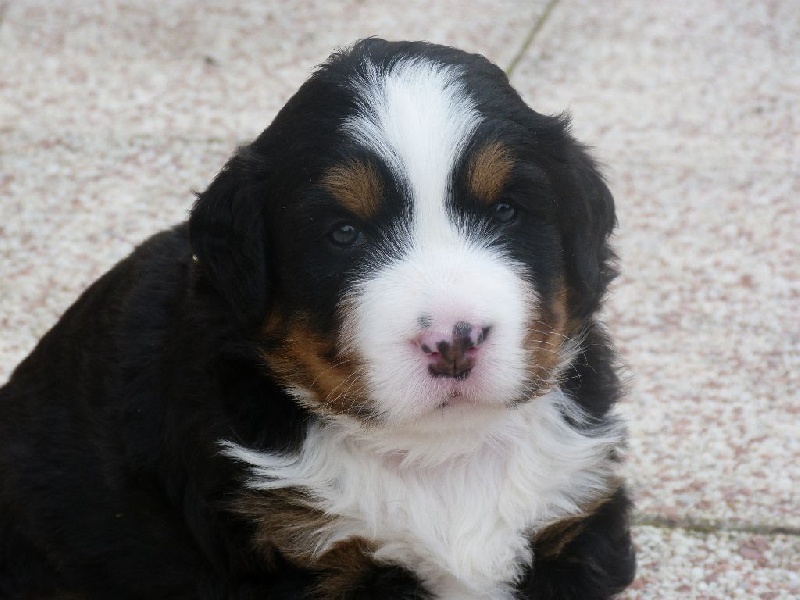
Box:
189;150;269;326
558;144;618;319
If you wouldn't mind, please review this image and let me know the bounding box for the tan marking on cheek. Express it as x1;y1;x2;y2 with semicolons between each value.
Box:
322;160;383;220
468;141;514;204
524;283;576;396
262;312;372;420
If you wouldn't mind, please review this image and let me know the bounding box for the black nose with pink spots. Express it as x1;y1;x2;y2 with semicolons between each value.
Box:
418;321;491;380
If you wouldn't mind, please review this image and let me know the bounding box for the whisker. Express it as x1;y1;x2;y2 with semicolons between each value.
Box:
323;368;363;405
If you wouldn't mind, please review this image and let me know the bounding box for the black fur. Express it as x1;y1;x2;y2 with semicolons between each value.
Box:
0;39;633;598
523;488;636;599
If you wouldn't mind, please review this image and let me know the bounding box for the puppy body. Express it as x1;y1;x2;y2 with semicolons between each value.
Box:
0;40;634;599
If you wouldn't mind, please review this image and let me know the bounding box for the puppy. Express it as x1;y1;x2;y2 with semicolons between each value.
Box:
0;39;635;599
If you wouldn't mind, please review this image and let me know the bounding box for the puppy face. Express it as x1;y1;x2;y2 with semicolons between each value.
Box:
190;40;615;431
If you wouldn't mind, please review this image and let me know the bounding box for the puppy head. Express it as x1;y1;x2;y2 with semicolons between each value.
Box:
190;39;616;431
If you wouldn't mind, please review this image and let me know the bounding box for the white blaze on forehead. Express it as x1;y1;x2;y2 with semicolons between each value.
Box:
339;57;537;427
343;58;483;245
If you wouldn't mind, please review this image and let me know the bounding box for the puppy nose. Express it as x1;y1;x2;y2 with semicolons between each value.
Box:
418;321;490;380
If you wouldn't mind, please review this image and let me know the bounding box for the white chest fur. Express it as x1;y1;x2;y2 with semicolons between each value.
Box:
223;390;622;599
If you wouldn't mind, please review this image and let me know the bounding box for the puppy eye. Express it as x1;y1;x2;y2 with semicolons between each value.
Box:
328;223;363;247
490;202;517;224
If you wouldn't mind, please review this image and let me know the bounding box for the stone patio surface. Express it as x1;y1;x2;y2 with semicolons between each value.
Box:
1;1;798;597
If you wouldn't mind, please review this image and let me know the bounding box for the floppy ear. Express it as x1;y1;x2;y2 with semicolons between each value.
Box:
558;146;618;320
189;150;269;326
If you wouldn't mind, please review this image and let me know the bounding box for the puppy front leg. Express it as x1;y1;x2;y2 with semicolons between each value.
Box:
519;487;636;600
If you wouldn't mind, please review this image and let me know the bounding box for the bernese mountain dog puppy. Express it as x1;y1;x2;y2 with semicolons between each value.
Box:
0;39;635;599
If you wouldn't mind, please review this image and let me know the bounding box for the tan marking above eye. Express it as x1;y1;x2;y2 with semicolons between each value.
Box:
468;142;515;204
322;160;383;220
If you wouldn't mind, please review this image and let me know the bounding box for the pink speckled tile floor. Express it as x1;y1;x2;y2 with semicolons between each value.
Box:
510;1;799;596
1;0;541;141
1;0;798;597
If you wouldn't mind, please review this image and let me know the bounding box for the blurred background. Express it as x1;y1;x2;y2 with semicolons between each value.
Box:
0;1;797;597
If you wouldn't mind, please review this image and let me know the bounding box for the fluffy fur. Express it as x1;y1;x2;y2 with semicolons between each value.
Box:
223;391;623;599
0;39;635;599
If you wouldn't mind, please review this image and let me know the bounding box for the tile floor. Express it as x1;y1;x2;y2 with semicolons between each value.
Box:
1;1;797;597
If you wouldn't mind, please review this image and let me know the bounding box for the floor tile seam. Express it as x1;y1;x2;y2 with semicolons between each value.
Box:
634;514;800;538
505;0;560;77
